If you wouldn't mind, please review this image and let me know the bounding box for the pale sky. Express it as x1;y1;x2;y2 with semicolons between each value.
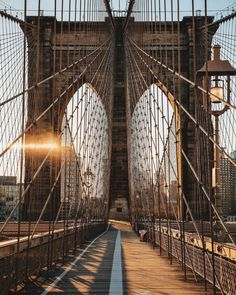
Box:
0;0;235;16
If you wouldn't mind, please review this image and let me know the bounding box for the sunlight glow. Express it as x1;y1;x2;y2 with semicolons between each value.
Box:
14;142;60;150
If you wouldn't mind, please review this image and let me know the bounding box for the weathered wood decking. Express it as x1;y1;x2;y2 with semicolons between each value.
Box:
19;221;214;294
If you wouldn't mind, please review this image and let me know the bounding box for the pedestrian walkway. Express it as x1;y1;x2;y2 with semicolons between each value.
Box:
19;221;214;294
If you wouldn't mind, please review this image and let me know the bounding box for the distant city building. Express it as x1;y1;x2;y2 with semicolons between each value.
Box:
0;176;21;221
169;180;178;206
158;175;178;219
61;147;81;219
220;152;236;217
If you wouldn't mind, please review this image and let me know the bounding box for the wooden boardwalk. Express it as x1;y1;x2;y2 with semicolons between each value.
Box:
19;221;214;295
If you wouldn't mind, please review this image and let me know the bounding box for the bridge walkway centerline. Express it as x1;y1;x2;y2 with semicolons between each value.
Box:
18;221;215;295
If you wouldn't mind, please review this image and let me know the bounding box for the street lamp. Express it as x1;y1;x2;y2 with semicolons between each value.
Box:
83;167;94;189
83;167;94;204
82;167;94;223
197;44;236;217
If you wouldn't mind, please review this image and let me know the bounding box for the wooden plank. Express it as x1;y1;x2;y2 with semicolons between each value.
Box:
19;221;216;294
119;223;214;294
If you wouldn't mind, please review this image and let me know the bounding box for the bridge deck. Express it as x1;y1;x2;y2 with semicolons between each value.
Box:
20;221;214;295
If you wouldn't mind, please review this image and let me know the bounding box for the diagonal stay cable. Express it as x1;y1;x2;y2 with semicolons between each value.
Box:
0;37;111;107
129;37;236;111
0;40;113;159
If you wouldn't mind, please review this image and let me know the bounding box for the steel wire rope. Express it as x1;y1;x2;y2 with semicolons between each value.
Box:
126;35;236;245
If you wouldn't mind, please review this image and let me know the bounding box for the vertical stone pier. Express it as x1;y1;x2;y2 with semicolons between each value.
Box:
109;18;129;220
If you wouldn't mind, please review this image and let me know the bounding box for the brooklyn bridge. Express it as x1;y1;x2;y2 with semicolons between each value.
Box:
0;0;236;294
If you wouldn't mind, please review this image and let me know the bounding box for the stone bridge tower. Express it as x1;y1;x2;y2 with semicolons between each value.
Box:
22;15;218;221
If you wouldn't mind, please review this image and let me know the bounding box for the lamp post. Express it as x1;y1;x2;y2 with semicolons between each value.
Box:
83;167;94;189
197;44;236;218
83;167;94;222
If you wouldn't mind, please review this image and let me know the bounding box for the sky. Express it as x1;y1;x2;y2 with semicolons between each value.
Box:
0;0;236;17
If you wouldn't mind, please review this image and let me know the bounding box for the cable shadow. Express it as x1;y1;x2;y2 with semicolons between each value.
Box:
17;226;117;294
